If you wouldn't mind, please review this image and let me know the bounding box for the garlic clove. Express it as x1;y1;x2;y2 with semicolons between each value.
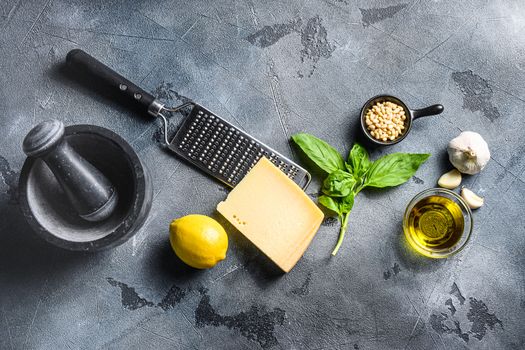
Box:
438;169;462;189
461;188;484;209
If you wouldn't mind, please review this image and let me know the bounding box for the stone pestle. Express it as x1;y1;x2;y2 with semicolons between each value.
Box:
22;119;118;222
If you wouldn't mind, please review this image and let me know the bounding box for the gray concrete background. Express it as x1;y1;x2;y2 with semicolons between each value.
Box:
0;0;524;349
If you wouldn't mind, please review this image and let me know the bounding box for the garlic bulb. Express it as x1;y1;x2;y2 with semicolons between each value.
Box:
447;131;490;174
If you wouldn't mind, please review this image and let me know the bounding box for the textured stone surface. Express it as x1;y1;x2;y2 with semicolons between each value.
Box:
0;0;524;349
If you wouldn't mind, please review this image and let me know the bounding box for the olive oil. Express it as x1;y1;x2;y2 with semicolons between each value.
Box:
406;195;464;254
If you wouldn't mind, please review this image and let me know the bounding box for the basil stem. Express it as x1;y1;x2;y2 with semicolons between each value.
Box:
332;211;350;256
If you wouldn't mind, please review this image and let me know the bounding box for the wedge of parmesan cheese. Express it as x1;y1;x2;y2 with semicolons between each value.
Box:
217;157;324;272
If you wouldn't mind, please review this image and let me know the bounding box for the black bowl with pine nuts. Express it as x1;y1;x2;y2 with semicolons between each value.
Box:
360;95;444;146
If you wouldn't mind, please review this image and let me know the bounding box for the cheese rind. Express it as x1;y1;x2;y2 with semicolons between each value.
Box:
217;157;324;272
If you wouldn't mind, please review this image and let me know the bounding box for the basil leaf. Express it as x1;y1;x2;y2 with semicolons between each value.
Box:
319;193;353;215
319;195;341;214
291;133;345;173
322;170;356;197
339;192;354;214
348;143;371;178
365;153;430;188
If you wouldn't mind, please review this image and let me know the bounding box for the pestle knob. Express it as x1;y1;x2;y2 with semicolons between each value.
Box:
23;120;118;222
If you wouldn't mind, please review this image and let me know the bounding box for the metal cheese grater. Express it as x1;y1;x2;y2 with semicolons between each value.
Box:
66;49;311;189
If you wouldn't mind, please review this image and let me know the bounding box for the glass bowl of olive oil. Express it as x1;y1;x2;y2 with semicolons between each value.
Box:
403;188;473;258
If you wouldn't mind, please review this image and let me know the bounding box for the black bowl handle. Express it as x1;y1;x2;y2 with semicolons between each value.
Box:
66;49;155;114
411;104;444;120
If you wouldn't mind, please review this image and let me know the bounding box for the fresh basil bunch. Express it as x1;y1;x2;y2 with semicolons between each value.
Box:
292;133;430;256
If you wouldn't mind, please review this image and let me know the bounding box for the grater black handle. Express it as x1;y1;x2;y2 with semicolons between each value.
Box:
66;49;156;114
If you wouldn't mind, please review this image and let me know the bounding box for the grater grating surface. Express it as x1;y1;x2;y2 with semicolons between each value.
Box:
168;104;311;189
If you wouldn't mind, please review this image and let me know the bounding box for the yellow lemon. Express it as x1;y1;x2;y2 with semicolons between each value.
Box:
169;214;228;269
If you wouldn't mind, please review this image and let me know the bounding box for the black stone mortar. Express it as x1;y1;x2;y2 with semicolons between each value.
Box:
18;125;153;251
